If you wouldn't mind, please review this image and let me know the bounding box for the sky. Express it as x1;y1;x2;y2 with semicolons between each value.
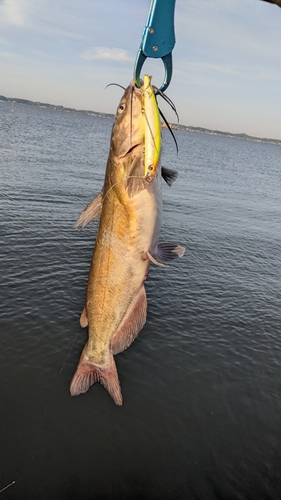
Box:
0;0;281;139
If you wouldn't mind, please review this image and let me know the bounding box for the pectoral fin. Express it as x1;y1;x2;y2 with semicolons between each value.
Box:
111;285;147;354
125;159;177;196
74;191;103;228
161;167;178;186
125;157;150;198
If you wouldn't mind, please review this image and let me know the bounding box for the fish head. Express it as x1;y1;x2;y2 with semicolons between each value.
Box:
110;80;144;158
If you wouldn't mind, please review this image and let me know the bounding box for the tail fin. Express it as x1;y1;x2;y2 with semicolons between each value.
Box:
70;352;123;406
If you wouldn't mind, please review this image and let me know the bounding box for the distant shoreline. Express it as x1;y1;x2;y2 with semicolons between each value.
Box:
0;95;114;120
1;94;280;146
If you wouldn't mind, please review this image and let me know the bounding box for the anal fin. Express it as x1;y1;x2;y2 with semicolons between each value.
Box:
111;285;147;355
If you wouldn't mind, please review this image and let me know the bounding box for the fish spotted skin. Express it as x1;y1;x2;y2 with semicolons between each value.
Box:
70;78;184;405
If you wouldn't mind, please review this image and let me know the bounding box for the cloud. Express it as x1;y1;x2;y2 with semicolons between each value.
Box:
80;46;133;62
0;0;27;26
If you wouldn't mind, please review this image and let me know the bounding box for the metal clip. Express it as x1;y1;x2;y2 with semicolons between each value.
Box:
134;0;176;93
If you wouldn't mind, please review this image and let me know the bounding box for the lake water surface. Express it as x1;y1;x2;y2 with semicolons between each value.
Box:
1;100;281;499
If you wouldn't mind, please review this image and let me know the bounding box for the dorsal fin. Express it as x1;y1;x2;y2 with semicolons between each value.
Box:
161;166;178;186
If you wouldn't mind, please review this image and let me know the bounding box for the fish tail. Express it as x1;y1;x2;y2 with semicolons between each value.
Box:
70;352;123;406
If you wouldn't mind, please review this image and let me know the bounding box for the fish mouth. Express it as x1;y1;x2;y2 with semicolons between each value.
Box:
130;79;143;90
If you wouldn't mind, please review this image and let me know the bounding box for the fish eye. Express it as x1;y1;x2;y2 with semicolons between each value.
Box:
118;103;126;113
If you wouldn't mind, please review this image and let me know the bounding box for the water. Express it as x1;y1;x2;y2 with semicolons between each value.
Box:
1;100;281;499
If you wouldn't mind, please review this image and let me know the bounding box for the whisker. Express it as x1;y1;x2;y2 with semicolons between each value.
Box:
105;83;126;91
159;108;178;154
153;86;179;123
130;85;134;149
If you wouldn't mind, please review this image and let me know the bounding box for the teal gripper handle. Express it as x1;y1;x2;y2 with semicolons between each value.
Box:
141;0;176;59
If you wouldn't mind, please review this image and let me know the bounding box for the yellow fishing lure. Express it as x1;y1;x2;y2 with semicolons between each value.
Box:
143;75;161;181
